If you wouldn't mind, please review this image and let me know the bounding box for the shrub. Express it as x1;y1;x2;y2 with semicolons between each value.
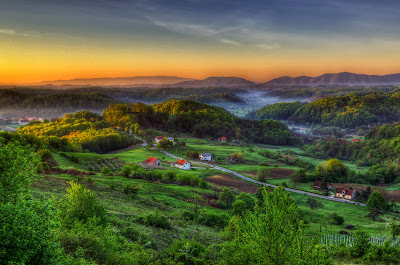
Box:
330;212;345;225
56;181;107;227
181;210;196;221
198;211;229;229
37;149;53;162
36;161;50;174
144;210;171;229
121;226;150;244
307;198;323;210
121;162;140;177
122;183;141;198
232;199;247;216
167;238;208;264
218;187;235;209
345;224;355;230
101;167;112;176
339;230;348;235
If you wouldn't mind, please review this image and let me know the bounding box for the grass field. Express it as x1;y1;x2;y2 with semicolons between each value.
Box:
48;138;400;239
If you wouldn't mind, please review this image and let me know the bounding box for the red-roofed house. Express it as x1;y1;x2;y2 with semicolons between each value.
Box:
143;157;161;166
219;137;227;142
351;139;360;143
155;136;165;144
336;188;356;200
174;159;191;170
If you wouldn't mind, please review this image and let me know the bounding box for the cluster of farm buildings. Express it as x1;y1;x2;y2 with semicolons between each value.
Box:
313;180;356;200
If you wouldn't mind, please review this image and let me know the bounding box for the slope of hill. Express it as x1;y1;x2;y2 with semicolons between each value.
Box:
252;93;400;128
260;72;400;88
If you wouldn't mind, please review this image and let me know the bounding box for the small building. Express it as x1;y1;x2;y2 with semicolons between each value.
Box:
313;180;331;190
143;157;161;166
166;137;176;144
155;136;165;144
219;137;227;142
18;119;29;125
174;159;191;170
336;188;356;200
141;142;148;147
199;153;212;161
351;139;360;143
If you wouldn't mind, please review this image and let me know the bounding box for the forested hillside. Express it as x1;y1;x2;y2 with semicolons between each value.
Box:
104;100;298;145
252;93;400;128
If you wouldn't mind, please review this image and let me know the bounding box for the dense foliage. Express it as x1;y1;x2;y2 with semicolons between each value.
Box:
103;100;298;145
17;111;139;153
252;93;400;128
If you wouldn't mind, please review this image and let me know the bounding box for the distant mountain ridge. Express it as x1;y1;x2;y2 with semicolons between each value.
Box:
4;72;400;89
37;76;196;86
170;77;256;88
260;72;400;87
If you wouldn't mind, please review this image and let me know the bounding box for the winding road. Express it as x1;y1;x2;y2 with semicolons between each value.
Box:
159;149;366;207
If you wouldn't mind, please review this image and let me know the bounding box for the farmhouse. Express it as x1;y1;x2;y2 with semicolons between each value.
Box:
174;159;191;170
18;119;29;125
336;188;356;200
155;136;165;144
143;157;161;166
199;153;212;161
313;180;331;190
219;137;227;142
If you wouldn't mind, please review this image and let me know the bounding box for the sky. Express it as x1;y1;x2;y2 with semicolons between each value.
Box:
1;0;400;83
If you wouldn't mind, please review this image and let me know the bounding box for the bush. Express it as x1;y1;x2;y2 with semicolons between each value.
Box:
122;183;141;198
36;161;50;174
181;210;196;221
121;226;150;244
345;224;355;230
121;162;140;177
37;149;53;162
198;211;229;229
339;230;348;235
331;212;345;225
144;210;171;229
167;238;208;264
101;167;112;176
56;181;107;227
232;199;247;216
59;219;155;265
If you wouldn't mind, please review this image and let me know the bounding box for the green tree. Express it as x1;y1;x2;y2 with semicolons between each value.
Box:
366;190;387;220
221;187;331;264
218;187;235;209
291;169;306;188
307;198;323;210
315;159;349;182
257;167;270;182
0;142;39;203
330;212;344;225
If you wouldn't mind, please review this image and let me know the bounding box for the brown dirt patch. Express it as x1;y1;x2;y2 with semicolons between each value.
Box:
242;168;295;179
205;174;259;193
331;183;400;202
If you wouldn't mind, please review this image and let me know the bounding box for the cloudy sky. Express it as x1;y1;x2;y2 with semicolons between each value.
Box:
1;0;400;83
